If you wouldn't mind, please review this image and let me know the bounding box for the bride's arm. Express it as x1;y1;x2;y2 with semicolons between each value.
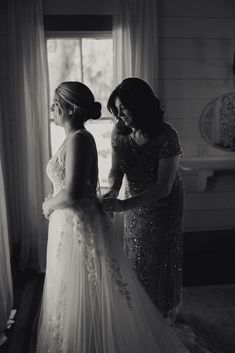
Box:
42;133;94;217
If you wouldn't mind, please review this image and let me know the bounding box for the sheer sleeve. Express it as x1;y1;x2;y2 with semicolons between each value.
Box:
158;124;183;159
111;126;125;153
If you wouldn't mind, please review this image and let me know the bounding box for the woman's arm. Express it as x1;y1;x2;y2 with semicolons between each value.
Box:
42;132;94;217
102;155;179;212
102;150;124;199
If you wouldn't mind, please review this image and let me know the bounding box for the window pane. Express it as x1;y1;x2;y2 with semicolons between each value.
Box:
47;39;83;100
47;37;114;187
82;38;113;117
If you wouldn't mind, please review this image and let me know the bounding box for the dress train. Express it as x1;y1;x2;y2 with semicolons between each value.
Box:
36;199;188;353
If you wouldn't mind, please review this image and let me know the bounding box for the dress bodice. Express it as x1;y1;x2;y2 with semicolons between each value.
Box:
46;140;67;195
111;122;183;197
46;131;98;197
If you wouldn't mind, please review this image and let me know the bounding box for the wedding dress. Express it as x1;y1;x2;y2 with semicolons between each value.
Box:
36;130;188;353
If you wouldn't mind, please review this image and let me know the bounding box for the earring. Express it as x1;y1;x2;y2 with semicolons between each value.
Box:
68;110;73;115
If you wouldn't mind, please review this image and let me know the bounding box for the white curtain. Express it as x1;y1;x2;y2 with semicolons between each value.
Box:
5;0;51;272
0;105;13;336
113;0;158;92
112;0;159;233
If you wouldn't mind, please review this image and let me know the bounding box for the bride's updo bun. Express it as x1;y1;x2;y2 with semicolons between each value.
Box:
55;81;102;122
88;101;102;120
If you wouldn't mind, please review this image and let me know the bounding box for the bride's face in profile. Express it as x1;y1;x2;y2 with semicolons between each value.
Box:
50;98;66;127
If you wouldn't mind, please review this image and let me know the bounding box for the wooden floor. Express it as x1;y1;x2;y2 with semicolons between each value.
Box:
0;271;44;353
183;229;235;286
178;284;235;353
0;229;234;353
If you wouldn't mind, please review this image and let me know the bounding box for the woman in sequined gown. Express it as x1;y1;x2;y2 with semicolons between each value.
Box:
36;81;188;353
102;78;184;322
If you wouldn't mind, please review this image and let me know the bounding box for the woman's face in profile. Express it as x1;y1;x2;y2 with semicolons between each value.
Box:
50;97;64;126
114;97;134;128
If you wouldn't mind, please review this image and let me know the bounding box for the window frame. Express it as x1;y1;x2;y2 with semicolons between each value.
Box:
45;21;114;188
44;14;113;121
45;30;113;121
43;15;112;32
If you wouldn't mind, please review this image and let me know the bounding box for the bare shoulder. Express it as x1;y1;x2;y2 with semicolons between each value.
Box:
67;130;95;149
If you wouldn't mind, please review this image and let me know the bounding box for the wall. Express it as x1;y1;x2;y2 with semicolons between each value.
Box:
43;0;235;231
158;0;235;231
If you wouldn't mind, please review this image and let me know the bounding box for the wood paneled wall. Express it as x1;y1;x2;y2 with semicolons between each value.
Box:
158;0;235;230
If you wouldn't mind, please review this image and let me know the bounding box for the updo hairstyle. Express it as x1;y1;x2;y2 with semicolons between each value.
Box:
55;81;102;123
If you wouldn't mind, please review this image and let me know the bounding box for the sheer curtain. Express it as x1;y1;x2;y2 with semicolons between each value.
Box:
0;105;13;340
5;0;51;272
113;0;158;92
112;0;159;233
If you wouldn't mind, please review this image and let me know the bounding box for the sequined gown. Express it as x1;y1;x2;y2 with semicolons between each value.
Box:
36;130;188;353
111;122;184;321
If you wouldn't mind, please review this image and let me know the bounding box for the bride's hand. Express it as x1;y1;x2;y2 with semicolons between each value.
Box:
102;198;125;212
42;199;53;219
44;193;52;201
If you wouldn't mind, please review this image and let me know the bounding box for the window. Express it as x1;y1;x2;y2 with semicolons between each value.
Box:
46;35;114;187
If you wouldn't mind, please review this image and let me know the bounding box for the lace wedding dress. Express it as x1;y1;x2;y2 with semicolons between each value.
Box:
36;130;188;353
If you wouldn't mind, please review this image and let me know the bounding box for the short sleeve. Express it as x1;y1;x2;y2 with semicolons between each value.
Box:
111;126;126;153
158;124;183;159
111;126;119;151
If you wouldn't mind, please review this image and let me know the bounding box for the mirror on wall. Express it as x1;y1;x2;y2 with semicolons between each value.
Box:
200;92;235;151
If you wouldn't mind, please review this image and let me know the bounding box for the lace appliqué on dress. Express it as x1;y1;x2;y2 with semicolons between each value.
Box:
46;140;133;314
108;257;132;309
46;281;67;353
101;216;133;309
46;143;66;196
72;208;99;294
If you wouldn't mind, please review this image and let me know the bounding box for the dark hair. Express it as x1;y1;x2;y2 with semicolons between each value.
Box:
107;77;165;137
55;81;101;123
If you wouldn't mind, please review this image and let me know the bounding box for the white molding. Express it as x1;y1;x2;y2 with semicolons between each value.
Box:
180;156;235;191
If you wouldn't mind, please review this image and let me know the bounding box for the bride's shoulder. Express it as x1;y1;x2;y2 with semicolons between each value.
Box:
69;129;94;142
67;130;95;152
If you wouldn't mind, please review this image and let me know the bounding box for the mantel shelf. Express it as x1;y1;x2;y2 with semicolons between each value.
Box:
180;156;235;192
180;156;235;171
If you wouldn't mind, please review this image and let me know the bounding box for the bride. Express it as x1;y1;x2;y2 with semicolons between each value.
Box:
36;81;188;353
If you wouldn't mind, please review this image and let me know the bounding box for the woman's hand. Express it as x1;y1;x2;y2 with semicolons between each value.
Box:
102;198;126;212
44;193;53;201
101;189;119;199
42;199;53;219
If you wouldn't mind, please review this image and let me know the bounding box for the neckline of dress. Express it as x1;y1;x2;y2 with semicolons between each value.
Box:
129;134;151;147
